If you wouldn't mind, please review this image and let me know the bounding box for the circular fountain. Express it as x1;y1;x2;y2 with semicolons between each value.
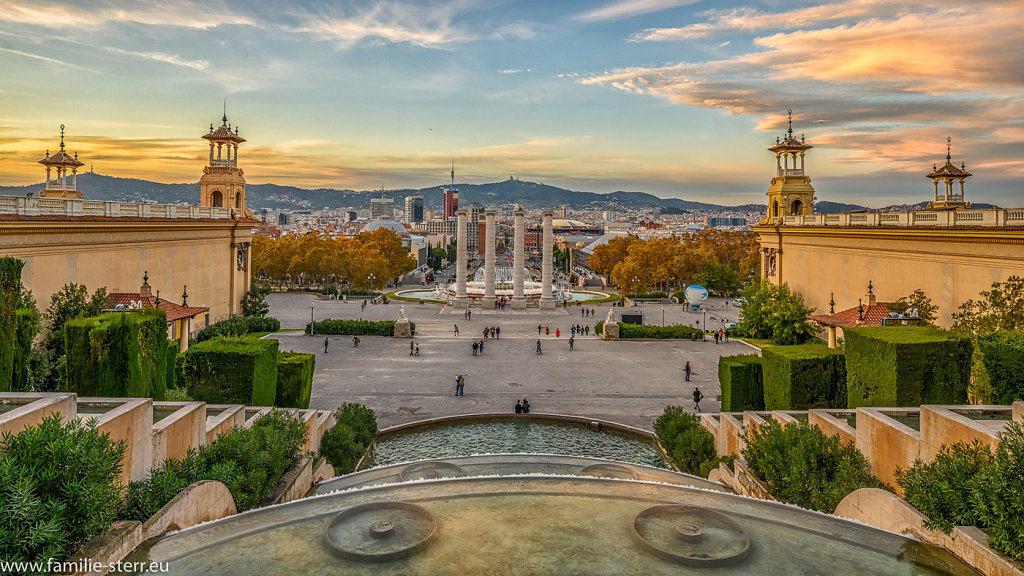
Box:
631;505;750;566
399;460;466;481
324;502;437;562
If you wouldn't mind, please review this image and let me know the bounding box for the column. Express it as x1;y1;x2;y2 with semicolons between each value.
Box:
484;210;496;302
454;209;469;308
511;209;526;309
540;210;554;309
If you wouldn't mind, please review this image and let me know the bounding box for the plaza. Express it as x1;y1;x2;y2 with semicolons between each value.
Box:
267;292;745;430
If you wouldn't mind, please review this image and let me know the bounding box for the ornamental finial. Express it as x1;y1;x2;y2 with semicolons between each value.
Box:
59;124;66;150
946;136;952;161
787;109;793;136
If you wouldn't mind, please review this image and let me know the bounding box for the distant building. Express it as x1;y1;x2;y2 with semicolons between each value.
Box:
362;218;408;237
277;212;291;226
444;164;458;219
345;210;357;222
370;197;395;219
404;195;424;224
706;217;747;228
465;203;482;257
424;219;456;237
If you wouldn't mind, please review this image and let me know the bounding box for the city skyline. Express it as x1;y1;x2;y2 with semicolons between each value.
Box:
1;0;1022;207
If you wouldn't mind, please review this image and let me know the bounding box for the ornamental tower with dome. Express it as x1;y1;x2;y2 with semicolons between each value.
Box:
38;124;85;199
200;111;251;218
763;110;815;222
926;137;971;210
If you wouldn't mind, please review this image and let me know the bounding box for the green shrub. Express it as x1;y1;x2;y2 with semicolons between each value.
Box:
164;343;179;391
653;406;721;476
742;419;886;512
623;291;667;299
0;414;125;567
977;331;1024;404
896;440;991;534
13;309;40;392
63;310;168;400
306;318;397;336
719;355;765;411
320;403;378;474
595;320;604;335
762;345;846;410
276;353;315;409
972;422;1024;561
193;315;281;343
0;257;25;392
617;323;703;339
182;337;278;405
122;409;306;519
844;327;972;409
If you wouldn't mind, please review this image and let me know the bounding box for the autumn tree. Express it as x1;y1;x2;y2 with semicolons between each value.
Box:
589;236;642;276
738;281;815;345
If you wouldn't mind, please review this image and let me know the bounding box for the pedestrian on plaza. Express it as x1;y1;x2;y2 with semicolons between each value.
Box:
693;386;703;413
536;340;543;355
468;310;472;320
591;308;595;316
496;326;501;339
483;327;489;339
569;336;574;351
585;326;589;336
538;324;542;335
454;324;460;336
414;343;420;356
515;400;523;414
353;336;360;348
546;327;550;335
456;374;465;396
472;341;479;356
490;327;495;338
719;328;724;343
685;361;691;382
410;340;414;355
479;339;485;354
522;396;531;413
581;308;585;317
714;330;720;344
555;328;560;337
324;337;329;354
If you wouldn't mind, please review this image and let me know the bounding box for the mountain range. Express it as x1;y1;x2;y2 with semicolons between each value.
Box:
1;173;961;214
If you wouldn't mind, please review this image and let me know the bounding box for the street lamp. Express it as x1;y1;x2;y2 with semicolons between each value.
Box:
703;308;707;342
310;301;315;337
632;275;639;297
368;273;376;294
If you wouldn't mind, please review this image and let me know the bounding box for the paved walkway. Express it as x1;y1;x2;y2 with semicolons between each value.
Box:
267;293;752;431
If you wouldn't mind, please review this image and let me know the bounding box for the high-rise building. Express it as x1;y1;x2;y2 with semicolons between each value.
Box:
465;203;482;258
404;195;424;224
370;197;395;219
444;163;458;219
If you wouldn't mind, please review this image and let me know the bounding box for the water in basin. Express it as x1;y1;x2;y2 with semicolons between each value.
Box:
364;420;667;469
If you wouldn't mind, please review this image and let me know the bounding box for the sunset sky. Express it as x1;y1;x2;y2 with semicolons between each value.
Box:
1;0;1022;206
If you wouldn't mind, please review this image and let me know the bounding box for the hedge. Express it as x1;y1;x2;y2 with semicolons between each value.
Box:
977;331;1024;404
306;318;399;336
595;320;604;335
719;355;765;412
276;352;314;409
193;315;281;343
64;310;169;399
617;323;703;339
654;405;731;477
165;342;179;391
320;403;378;474
845;327;971;408
0;257;24;391
12;309;39;392
762;345;846;410
181;337;278;405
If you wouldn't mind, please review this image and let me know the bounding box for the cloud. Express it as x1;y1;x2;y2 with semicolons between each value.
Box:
573;0;703;23
0;47;96;71
105;47;209;70
498;68;530;75
0;0;256;29
293;1;484;49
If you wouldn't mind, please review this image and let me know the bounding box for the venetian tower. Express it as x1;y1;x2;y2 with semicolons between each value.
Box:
764;110;814;222
200;111;251;217
926;137;971;210
38;124;85;199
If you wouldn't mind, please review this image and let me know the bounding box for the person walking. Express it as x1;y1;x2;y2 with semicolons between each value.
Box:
714;330;720;344
472;341;478;356
685;361;691;382
352;336;360;348
414;343;420;356
455;374;465;396
536;340;542;355
496;326;500;339
454;324;460;336
555;328;560;338
692;386;704;413
410;340;415;356
538;324;542;335
569;336;574;351
585;326;589;336
483;327;489;340
478;339;485;354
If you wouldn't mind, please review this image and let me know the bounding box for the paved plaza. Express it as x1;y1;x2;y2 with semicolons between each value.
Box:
267;293;752;431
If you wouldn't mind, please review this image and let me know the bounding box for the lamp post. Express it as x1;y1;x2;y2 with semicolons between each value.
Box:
368;273;376;295
310;301;315;336
703;308;707;342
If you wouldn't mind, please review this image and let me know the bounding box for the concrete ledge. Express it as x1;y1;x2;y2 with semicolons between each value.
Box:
1014;402;1023;423
81;398;153;485
714;459;773;501
921;405;1007;460
718;413;745;456
809;409;857;446
266;455;313;506
312;456;336;484
836;488;1024;576
297;410;319;453
856;407;922;491
142;480;236;541
151;401;206;468
743;411;770;435
205;404;245;443
0;392;76;436
64;520;142;576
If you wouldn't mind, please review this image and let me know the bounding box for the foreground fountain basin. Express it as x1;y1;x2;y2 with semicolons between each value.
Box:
127;474;980;575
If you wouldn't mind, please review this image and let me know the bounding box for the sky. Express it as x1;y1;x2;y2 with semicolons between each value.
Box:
0;0;1022;207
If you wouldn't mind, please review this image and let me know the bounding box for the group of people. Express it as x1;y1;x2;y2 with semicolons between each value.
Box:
493;297;510;309
409;341;420;356
569;324;589;337
482;326;501;339
462;309;473;320
472;339;486;356
713;328;729;344
514;396;531;413
579;307;597;317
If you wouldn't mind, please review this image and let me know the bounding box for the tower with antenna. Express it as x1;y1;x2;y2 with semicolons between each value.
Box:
764;109;815;222
443;162;459;220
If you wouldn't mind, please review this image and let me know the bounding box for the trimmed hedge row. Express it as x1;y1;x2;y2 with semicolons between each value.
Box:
306;318;399;336
0;257;24;391
617;323;703;339
12;309;39;392
762;344;846;410
845;327;971;408
165;342;179;391
719;355;765;412
276;352;315;409
193;315;281;343
181;337;279;405
64;310;169;400
977;331;1024;404
320;403;378;474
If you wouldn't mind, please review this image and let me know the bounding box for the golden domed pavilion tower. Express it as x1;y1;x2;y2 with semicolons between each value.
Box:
764;110;815;222
38;124;85;199
926;137;971;210
200;112;251;217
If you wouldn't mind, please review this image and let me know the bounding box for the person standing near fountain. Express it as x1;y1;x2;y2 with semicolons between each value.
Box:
455;374;465;396
522;396;531;413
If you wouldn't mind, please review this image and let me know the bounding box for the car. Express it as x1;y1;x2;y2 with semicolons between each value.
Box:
725;322;738;329
732;297;747;306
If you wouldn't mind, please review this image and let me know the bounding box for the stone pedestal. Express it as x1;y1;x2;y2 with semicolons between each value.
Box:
511;209;526;309
603;322;619;340
394;306;412;337
454;209;469;308
484;210;496;302
540;210;555;309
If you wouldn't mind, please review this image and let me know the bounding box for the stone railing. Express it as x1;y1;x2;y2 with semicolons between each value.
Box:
775;207;1024;228
0;195;234;219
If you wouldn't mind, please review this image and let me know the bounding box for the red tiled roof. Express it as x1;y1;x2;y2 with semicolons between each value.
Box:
203;123;246;143
809;302;894;328
39;149;85;167
927;160;971;178
106;293;209;322
768;136;813;153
